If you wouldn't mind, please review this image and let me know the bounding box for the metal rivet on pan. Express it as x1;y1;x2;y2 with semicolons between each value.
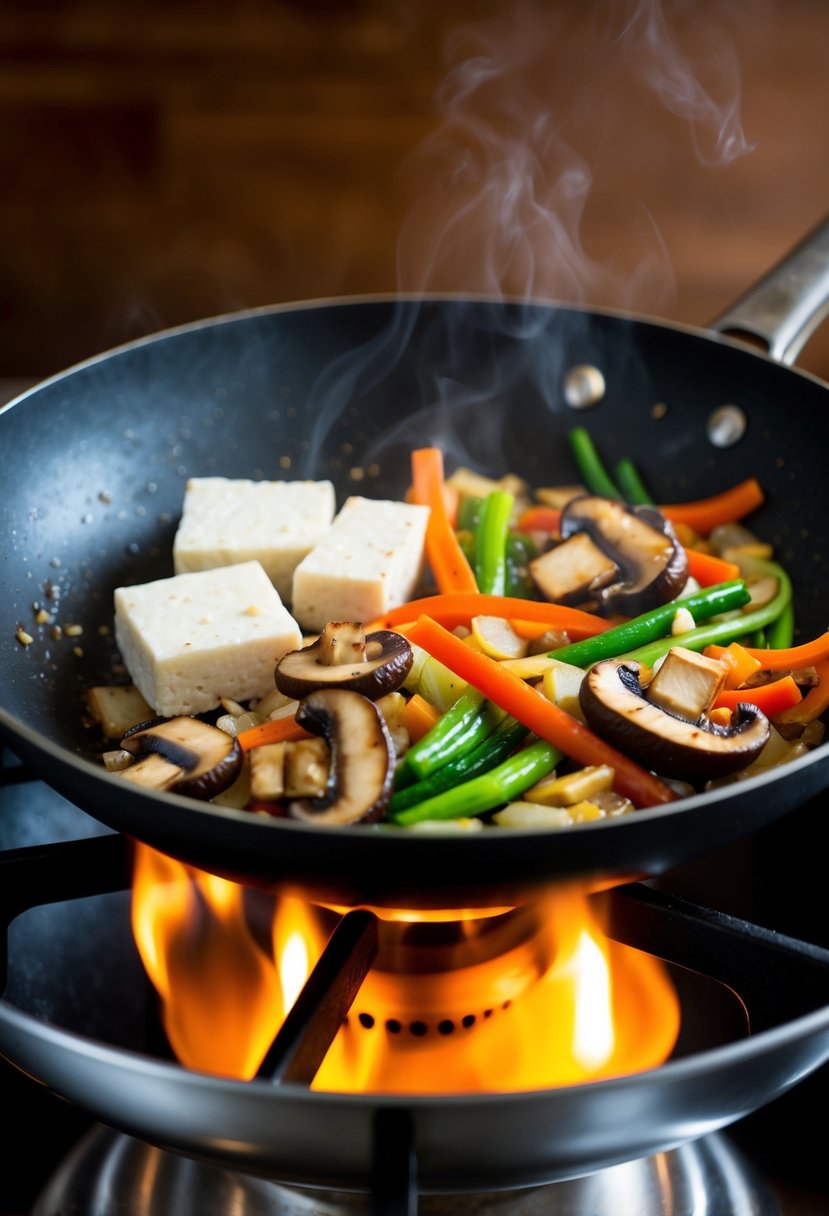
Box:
707;405;747;447
564;365;606;409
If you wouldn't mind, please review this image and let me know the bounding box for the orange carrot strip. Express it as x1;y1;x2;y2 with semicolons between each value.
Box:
401;693;441;742
713;675;803;717
704;631;829;672
406;615;677;808
236;714;311;752
368;593;609;640
775;658;829;725
683;548;741;587
410;448;478;594
708;707;733;728
660;479;765;535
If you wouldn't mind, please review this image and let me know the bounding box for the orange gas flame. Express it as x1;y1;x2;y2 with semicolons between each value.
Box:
131;844;680;1092
133;843;290;1078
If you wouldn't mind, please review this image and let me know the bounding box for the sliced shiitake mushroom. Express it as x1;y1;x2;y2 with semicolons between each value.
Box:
286;687;395;826
579;658;770;780
118;716;243;799
556;495;689;616
275;621;413;701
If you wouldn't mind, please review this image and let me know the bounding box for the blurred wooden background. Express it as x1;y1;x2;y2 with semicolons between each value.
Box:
1;0;828;380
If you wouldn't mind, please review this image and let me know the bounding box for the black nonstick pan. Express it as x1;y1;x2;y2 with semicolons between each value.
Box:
2;218;829;910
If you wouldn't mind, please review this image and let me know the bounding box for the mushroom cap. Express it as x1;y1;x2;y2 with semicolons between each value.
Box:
119;716;243;799
275;624;413;701
579;659;771;780
560;496;689;616
287;687;395;826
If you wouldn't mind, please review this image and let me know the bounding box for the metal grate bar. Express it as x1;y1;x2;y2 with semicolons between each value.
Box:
0;833;131;926
371;1108;418;1216
608;883;829;1031
256;907;379;1085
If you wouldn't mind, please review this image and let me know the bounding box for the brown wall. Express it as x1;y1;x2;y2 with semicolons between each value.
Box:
2;0;829;380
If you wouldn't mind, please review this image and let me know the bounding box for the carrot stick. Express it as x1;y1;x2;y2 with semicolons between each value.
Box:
410;448;479;594
660;479;765;535
368;593;610;639
236;714;311;752
704;631;829;672
519;482;763;539
713;675;803;717
683;548;741;587
406;615;677;808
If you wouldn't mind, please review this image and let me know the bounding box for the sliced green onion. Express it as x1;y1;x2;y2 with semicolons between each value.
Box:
614;458;655;506
766;598;794;650
622;560;792;668
547;579;750;668
394;689;504;785
475;489;514;596
391;739;562;826
388;717;529;815
567;427;622;499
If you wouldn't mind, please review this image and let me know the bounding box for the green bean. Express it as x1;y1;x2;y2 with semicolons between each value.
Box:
548;579;750;668
391;739;562;826
567;427;622;499
622;560;792;668
766;599;794;649
388;718;530;815
394;689;504;786
614;458;655;506
475;489;514;596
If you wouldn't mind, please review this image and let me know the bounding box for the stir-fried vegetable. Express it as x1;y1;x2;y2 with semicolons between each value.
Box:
406;614;678;809
547;580;750;668
389;716;530;816
369;592;609;637
395;688;505;785
390;738;562;827
410;447;478;594
96;429;827;833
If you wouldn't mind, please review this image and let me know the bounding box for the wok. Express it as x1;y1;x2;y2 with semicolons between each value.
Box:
2;218;829;910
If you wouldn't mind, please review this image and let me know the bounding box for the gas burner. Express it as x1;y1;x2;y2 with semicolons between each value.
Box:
2;751;829;1215
33;1124;781;1216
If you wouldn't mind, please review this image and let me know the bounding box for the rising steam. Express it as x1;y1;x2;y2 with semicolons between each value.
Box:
395;0;756;309
303;0;758;479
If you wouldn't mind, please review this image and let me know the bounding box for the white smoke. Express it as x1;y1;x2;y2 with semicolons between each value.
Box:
396;0;757;309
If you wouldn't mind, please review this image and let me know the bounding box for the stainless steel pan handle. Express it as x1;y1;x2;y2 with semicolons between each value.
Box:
708;215;829;366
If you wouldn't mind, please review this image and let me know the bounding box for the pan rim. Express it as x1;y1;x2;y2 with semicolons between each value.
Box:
4;702;829;843
2;291;828;421
2;292;828;862
3;989;829;1107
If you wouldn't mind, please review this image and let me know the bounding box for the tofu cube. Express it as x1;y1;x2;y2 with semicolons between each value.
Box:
530;533;619;605
645;646;728;722
172;477;336;603
291;496;429;630
114;560;302;717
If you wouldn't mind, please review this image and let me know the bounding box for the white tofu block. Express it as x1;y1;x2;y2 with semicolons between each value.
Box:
114;561;302;718
172;477;336;603
291;496;430;630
